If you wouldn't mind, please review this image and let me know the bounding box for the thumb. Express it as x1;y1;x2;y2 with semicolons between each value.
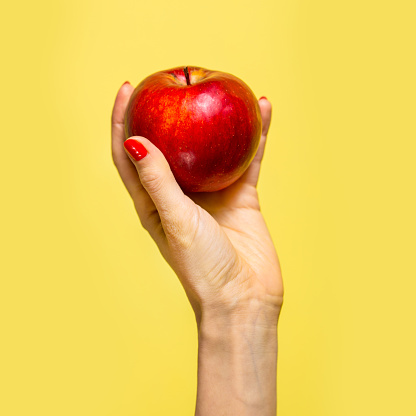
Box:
123;137;197;236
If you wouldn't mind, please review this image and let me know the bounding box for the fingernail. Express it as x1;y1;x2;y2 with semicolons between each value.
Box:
124;139;148;161
259;96;268;101
123;81;130;86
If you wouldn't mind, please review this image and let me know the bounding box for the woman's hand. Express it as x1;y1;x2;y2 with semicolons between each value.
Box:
112;82;283;325
112;81;283;415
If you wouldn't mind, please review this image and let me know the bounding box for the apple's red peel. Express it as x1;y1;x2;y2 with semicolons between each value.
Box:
124;66;261;192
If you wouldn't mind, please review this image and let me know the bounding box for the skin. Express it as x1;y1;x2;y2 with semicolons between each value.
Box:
112;81;284;415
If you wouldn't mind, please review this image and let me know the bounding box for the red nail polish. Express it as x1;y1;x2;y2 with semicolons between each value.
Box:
259;96;268;101
123;81;130;86
124;139;148;161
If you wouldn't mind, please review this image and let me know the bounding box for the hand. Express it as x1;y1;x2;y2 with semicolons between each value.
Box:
112;82;283;415
111;82;283;326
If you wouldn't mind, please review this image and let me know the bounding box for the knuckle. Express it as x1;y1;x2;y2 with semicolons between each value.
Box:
112;155;120;170
163;204;200;250
111;149;118;166
141;167;167;195
141;208;160;232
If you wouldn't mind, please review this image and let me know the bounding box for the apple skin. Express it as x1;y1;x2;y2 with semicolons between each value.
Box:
124;66;262;192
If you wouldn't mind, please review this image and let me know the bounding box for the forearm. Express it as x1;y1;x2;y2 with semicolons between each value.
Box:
195;302;279;416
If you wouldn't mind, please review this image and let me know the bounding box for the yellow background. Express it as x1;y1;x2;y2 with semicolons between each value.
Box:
1;0;415;415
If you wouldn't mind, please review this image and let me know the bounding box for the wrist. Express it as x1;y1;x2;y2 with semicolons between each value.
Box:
196;298;279;415
198;294;281;334
198;297;279;355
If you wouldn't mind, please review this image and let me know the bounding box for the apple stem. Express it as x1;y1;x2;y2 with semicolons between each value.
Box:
184;67;191;86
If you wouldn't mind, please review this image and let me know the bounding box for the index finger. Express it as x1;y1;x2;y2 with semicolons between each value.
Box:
111;82;145;197
111;82;134;164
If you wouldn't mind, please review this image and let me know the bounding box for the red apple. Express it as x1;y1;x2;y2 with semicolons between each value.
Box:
124;66;262;192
